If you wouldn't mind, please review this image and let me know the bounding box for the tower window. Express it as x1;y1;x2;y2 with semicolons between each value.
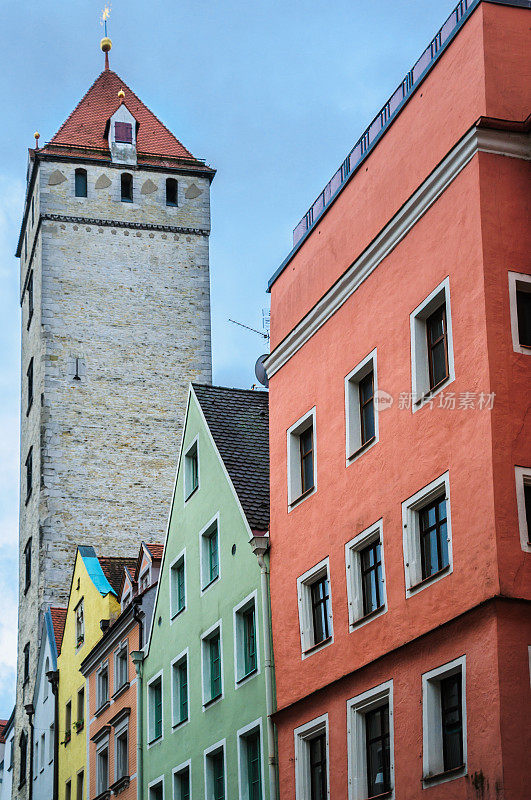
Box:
24;538;32;593
27;358;34;414
27;272;34;329
31;197;34;226
166;178;178;206
74;169;87;198
23;642;30;683
115;122;133;144
25;447;33;503
121;173;133;202
19;731;27;787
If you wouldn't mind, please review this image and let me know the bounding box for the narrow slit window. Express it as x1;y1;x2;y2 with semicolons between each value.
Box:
24;538;32;592
27;358;34;413
166;178;178;206
74;169;87;198
25;447;33;503
27;271;34;328
121;173;133;202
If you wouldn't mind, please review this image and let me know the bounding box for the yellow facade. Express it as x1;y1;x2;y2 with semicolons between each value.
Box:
57;547;121;800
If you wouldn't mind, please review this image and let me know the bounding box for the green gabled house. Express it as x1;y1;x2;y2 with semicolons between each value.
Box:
139;383;275;800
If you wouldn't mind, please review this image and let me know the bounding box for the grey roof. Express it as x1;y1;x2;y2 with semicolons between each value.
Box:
192;384;269;531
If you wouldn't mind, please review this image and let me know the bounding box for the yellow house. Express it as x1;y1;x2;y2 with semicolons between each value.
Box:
57;546;128;800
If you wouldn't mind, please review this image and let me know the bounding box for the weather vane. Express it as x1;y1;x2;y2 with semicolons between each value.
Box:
100;5;111;37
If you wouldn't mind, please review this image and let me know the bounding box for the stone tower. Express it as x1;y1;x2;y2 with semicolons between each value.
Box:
13;40;213;797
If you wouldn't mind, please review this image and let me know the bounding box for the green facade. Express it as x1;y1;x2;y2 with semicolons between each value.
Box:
142;386;271;800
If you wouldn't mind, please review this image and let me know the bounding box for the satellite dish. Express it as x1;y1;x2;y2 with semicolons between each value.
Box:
255;354;269;387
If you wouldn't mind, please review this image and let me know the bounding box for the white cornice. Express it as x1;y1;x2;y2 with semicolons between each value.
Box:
265;127;530;378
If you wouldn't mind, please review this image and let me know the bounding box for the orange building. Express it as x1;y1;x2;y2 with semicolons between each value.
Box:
265;1;531;798
80;543;162;800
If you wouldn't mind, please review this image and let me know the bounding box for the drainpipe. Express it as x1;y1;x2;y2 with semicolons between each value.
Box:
249;534;277;800
130;649;145;800
47;670;59;800
24;704;35;800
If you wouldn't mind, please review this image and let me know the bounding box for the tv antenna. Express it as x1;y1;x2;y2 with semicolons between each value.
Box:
228;318;269;341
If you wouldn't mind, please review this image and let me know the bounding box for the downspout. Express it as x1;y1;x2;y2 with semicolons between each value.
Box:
130;644;145;800
249;534;277;800
24;704;35;800
47;670;59;800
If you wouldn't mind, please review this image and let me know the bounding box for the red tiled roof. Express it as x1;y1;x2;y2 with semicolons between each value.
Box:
42;68;195;161
99;557;138;595
0;720;8;743
145;543;164;560
50;607;67;655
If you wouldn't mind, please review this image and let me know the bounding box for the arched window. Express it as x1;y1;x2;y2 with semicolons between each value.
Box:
121;173;133;202
166;178;178;207
19;731;27;786
75;169;87;198
44;657;50;700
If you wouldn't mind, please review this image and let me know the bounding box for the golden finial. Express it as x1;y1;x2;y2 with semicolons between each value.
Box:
34;132;40;149
100;5;112;69
118;89;125;101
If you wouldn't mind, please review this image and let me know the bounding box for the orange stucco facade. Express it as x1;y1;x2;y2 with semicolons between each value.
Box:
267;2;530;798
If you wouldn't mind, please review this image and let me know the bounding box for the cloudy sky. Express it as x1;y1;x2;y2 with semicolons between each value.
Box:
0;0;458;717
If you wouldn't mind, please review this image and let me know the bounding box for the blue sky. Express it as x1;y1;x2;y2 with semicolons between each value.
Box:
0;0;458;717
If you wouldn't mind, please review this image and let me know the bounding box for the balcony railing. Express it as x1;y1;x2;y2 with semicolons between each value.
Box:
291;0;528;249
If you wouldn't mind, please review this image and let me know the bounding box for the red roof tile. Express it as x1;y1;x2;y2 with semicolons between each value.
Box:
50;607;67;655
42;68;195;162
144;543;164;560
0;720;8;743
99;557;138;595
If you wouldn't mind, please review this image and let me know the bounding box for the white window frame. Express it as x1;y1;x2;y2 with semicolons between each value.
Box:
237;718;265;800
287;407;317;510
297;557;333;659
201;619;224;708
48;723;54;764
114;640;129;693
199;514;221;595
95;735;110;795
204;739;227;800
346;679;394;800
508;271;531;354
171;648;189;729
147;669;164;746
515;465;531;553
96;661;109;710
233;590;260;688
114;717;129;782
148;775;165;800
40;733;45;772
184;435;200;501
172;759;191;800
422;655;467;786
74;599;84;650
169;548;187;621
402;471;452;597
294;713;329;800
345;519;387;630
345;348;379;463
43;657;50;701
410;277;455;411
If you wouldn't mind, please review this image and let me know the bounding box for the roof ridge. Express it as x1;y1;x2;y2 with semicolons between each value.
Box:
193;383;268;395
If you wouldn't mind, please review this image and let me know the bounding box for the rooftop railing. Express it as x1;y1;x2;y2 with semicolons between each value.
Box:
291;0;527;248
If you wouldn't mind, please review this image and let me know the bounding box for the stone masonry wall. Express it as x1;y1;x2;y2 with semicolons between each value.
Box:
14;157;213;799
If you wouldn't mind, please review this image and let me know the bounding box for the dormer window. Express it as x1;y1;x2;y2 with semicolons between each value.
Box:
121;173;133;203
75;169;87;198
115;122;132;143
166;178;178;206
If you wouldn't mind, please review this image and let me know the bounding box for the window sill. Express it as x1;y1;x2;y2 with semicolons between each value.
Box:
361;791;393;800
289;485;316;510
148;735;162;746
303;636;332;656
236;667;258;685
201;576;219;593
172;717;189;731
74;722;84;734
166;202;179;208
203;693;222;709
413;375;453;410
347;436;376;462
121;198;133;204
112;682;130;701
110;775;130;794
94;701;110;718
170;607;186;622
185;484;199;502
92;790;111;800
350;605;386;628
409;564;450;593
423;764;465;784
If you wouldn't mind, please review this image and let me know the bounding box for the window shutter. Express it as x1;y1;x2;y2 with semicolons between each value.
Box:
115;122;133;143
